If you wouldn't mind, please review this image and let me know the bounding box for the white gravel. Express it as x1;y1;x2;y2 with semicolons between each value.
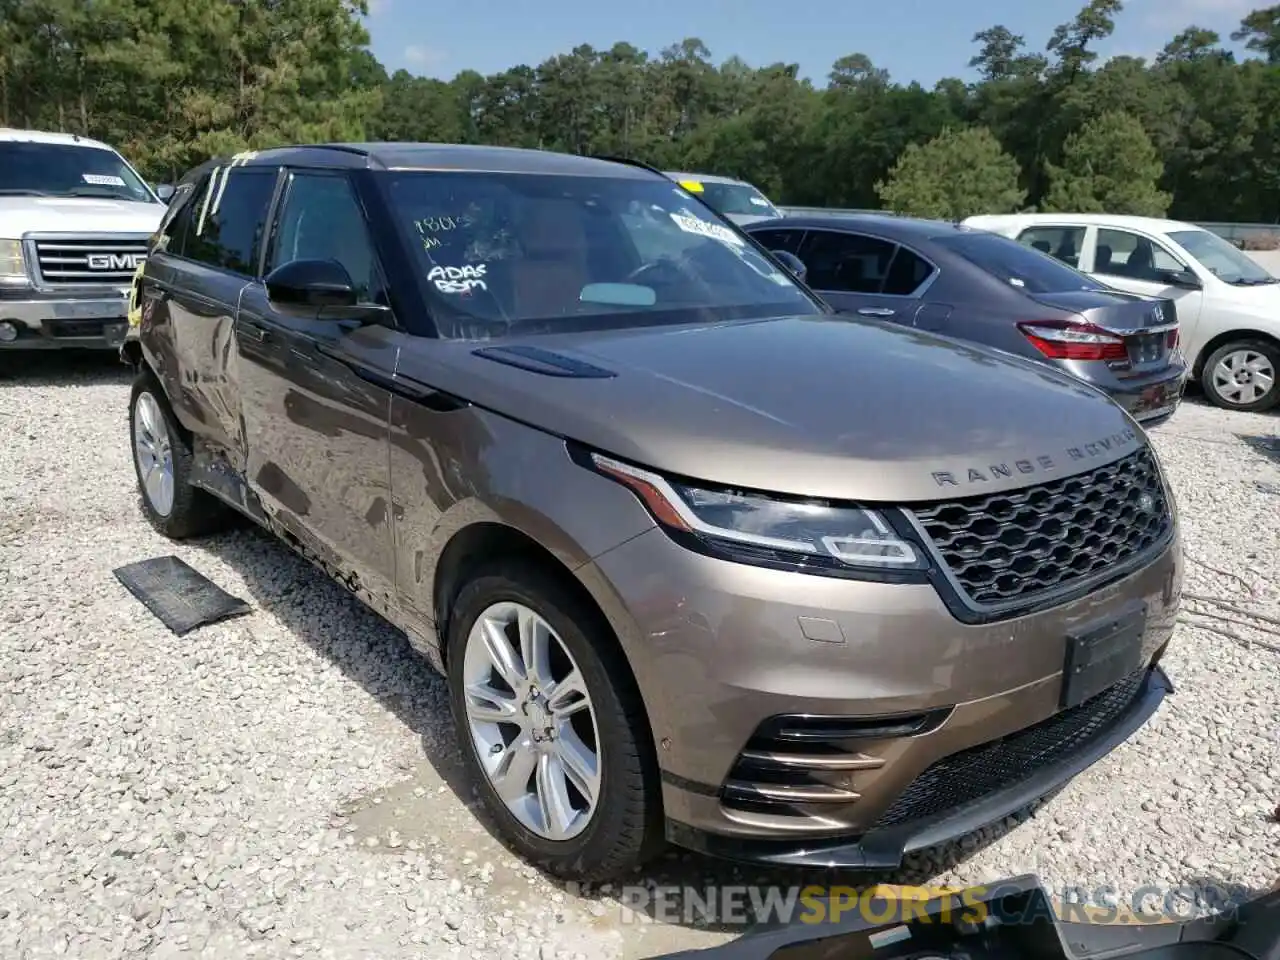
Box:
1;353;1277;960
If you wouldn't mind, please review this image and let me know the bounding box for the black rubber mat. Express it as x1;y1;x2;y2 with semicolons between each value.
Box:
113;555;251;636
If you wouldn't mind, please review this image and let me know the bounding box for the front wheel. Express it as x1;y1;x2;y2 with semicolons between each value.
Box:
1201;339;1279;413
446;561;663;881
128;374;230;539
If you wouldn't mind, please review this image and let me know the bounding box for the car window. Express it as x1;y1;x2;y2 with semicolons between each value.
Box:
152;181;200;256
376;171;821;340
749;228;805;255
268;172;381;301
696;181;780;218
797;230;897;294
184;167;278;276
1094;228;1187;284
1015;226;1087;269
936;230;1107;294
882;245;935;296
0;140;158;203
1167;228;1276;285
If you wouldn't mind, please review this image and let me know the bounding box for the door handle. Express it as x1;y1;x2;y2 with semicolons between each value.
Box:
857;307;896;317
239;320;270;343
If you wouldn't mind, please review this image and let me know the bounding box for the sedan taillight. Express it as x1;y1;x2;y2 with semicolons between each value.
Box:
1017;320;1128;361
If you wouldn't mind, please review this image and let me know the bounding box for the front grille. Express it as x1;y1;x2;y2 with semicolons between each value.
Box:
30;236;148;286
872;669;1148;831
910;447;1171;609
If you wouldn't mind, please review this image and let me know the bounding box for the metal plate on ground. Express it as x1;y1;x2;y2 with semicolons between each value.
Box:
113;555;251;636
1060;602;1147;710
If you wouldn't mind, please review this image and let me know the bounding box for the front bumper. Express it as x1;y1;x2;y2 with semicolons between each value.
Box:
0;290;130;350
581;521;1182;868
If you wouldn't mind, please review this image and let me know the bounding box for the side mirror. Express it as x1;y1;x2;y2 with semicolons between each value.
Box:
1166;268;1202;290
155;184;175;202
265;259;359;309
771;249;808;284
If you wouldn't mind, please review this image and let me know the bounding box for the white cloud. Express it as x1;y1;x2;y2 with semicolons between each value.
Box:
1137;0;1252;30
403;44;445;69
364;0;388;14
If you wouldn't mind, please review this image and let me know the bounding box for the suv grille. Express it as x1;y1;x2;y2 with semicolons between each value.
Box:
31;236;148;286
871;669;1147;831
910;447;1171;609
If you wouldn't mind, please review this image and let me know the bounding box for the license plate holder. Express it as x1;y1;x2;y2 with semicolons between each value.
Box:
1061;603;1147;709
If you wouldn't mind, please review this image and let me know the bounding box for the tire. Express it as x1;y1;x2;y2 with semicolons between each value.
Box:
1200;339;1280;413
446;560;663;881
128;372;231;539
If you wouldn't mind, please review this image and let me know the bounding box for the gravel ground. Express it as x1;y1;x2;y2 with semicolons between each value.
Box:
1;352;1277;960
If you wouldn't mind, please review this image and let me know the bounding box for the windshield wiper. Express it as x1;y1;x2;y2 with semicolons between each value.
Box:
62;186;143;201
1230;276;1279;286
0;188;53;196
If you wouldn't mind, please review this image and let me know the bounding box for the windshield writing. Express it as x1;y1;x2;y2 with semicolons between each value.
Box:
1168;230;1276;284
380;171;820;339
0;142;156;203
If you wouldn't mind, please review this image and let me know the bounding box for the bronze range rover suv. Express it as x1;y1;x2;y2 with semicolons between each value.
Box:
121;143;1182;881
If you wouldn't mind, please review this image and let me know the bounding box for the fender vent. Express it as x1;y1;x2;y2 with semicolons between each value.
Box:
472;344;616;379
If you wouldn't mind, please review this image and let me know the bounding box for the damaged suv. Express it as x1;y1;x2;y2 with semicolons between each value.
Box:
123;143;1182;881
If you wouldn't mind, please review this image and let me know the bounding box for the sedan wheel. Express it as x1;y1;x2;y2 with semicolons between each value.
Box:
133;390;176;517
461;601;602;841
1203;340;1280;412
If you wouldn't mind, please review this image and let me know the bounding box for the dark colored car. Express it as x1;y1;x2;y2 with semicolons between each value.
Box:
122;143;1181;882
745;215;1188;427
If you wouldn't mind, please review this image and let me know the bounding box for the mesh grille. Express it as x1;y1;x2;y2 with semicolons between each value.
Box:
911;447;1170;608
872;670;1147;830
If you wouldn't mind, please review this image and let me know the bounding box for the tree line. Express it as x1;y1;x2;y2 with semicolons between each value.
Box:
3;0;1279;224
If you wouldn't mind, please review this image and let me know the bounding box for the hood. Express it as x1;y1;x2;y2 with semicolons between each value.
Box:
723;212;776;227
0;196;166;238
1210;276;1280;315
398;315;1147;503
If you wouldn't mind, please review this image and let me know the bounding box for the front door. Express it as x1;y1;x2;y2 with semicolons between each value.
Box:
1083;226;1206;348
236;169;401;606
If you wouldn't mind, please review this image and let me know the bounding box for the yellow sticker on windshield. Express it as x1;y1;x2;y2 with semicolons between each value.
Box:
678;179;704;193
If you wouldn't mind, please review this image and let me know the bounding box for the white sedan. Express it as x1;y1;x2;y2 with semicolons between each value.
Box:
963;213;1280;413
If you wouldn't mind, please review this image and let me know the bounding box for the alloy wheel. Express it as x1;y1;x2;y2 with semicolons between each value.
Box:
461;601;601;841
133;391;175;517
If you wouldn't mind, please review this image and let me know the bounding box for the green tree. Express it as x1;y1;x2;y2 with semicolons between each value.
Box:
1042;110;1172;215
875;126;1026;219
1232;5;1280;63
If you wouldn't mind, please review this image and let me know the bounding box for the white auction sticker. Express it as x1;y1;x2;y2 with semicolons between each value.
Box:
82;173;126;186
669;212;744;246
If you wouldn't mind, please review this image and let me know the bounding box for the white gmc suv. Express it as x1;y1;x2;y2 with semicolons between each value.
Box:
0;128;168;351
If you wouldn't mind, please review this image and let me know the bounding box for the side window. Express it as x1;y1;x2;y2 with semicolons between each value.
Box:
881;246;935;296
267;172;380;301
185;167;278;275
797;230;896;294
1016;226;1087;268
1095;228;1187;283
750;228;805;255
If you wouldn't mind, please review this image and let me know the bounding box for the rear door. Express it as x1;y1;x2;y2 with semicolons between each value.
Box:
140;163;279;469
236;168;400;604
794;228;937;324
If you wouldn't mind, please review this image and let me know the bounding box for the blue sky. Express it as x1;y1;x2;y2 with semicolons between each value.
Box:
364;0;1257;87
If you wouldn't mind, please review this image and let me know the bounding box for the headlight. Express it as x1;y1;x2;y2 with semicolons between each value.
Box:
0;239;27;284
590;452;927;573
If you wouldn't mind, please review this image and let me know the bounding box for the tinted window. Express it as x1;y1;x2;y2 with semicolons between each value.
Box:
1016;226;1086;268
269;173;381;301
376;171;821;340
749;228;805;255
0;141;158;203
798;230;896;293
185;167;277;275
936;231;1106;295
1094;228;1187;284
882;246;934;295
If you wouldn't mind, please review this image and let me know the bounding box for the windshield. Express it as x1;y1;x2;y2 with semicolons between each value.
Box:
694;181;780;218
1167;229;1277;285
0;141;158;203
379;171;821;339
936;230;1109;294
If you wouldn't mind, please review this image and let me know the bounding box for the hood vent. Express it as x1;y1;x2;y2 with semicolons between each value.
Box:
472;344;616;379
